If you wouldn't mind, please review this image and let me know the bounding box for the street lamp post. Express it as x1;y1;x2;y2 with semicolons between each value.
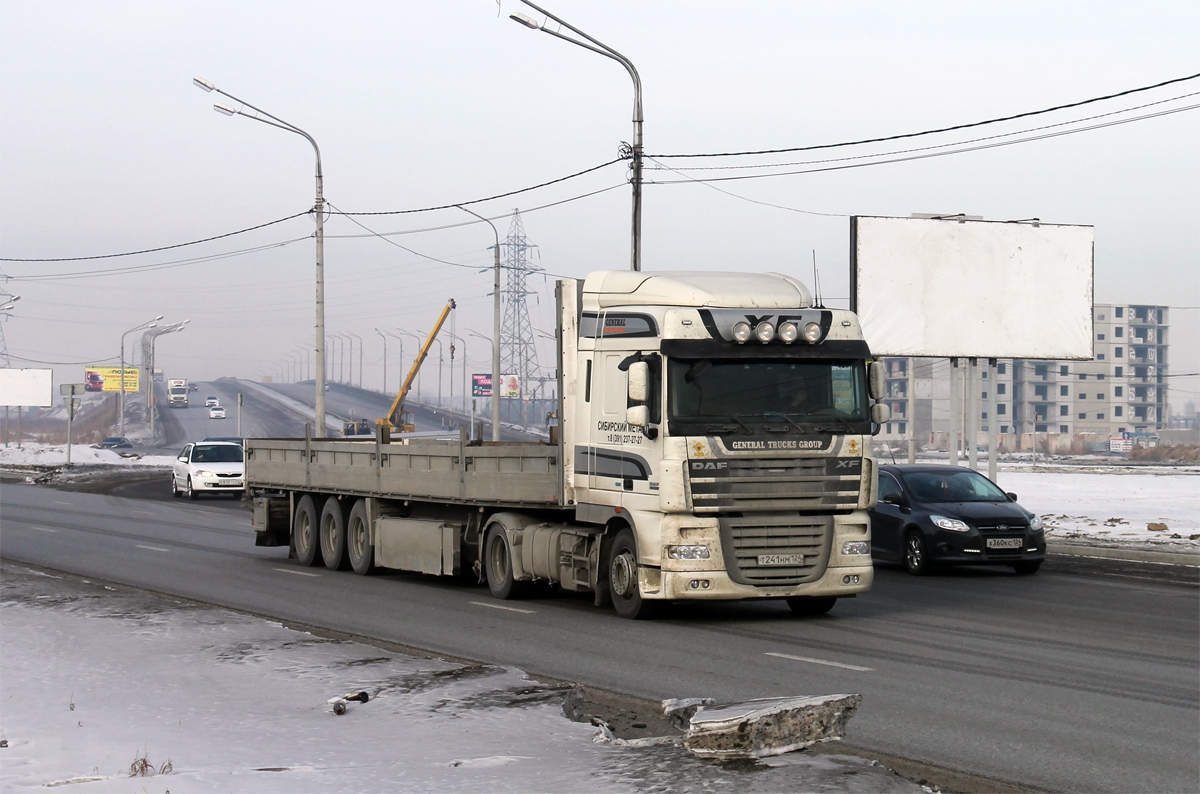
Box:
456;207;503;441
143;321;189;440
120;315;162;436
347;332;363;388
194;77;328;436
374;329;389;394
510;1;643;272
380;330;404;395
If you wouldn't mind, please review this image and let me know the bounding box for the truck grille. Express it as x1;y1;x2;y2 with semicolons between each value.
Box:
688;457;862;512
718;513;832;586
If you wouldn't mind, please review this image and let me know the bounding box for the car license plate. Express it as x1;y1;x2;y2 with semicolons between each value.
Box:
219;478;241;485
758;553;804;566
986;538;1023;549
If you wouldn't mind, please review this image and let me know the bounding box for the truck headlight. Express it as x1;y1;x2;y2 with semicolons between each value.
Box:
931;515;970;532
754;321;775;342
778;321;798;343
732;322;752;343
802;321;822;343
666;545;711;560
841;541;870;555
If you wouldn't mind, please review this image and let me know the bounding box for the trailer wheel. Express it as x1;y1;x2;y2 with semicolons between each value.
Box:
346;499;374;576
319;498;350;571
293;495;323;567
484;524;530;600
607;528;657;620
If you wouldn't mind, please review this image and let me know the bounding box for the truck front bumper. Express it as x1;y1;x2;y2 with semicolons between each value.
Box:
653;564;873;601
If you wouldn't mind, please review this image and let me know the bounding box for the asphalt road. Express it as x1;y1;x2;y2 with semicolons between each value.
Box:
1;481;1196;794
154;379;309;449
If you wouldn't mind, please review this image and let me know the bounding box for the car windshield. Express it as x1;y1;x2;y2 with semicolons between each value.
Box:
902;470;1009;503
191;444;243;463
667;358;869;430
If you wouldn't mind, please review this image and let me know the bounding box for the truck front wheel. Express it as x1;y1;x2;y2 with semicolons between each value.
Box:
319;498;350;571
293;495;323;567
484;525;530;600
607;528;657;620
346;500;374;576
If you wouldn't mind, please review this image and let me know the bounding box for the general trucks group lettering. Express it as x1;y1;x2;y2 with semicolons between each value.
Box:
597;420;643;445
729;439;825;450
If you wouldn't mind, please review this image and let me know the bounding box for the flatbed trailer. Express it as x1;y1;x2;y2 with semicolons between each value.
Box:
249;271;891;619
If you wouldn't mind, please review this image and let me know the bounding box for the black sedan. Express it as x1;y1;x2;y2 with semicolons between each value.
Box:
92;437;133;449
870;464;1045;575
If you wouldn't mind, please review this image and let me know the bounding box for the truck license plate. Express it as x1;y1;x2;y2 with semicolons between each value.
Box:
758;553;804;566
986;538;1023;549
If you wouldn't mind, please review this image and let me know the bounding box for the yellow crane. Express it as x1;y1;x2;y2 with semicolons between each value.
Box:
376;299;456;437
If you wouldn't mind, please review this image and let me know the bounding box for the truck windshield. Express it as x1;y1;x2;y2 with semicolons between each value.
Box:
667;358;870;434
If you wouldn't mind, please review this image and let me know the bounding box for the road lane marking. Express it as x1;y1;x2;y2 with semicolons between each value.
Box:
53;501;71;506
765;652;874;672
33;526;58;533
274;568;321;577
136;545;169;552
470;601;536;614
132;511;156;516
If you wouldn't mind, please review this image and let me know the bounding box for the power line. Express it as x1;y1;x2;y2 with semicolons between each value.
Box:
649;72;1200;159
0;212;311;263
646;103;1200;186
328;158;624;216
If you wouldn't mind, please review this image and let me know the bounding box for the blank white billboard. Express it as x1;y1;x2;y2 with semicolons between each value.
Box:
851;216;1094;359
0;368;54;407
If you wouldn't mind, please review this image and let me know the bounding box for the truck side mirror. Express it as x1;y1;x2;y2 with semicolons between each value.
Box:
627;361;649;403
868;361;885;400
871;403;891;425
627;404;649;428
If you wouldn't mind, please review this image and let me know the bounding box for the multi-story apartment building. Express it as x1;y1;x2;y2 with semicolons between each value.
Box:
878;303;1169;444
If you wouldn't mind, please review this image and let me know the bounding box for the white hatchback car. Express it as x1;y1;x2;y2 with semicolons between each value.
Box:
172;441;244;499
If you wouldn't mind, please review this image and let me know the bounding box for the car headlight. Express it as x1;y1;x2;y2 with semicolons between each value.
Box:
1029;514;1044;532
931;515;970;532
666;545;711;560
841;541;870;555
196;470;215;478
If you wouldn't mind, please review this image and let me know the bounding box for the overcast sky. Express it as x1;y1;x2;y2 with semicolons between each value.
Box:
1;1;1196;410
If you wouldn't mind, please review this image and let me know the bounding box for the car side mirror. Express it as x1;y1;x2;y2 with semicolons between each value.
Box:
882;493;904;506
178;456;188;462
1005;492;1018;502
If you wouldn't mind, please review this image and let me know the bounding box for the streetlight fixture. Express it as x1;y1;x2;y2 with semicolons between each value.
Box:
120;315;162;436
456;206;503;442
194;76;328;436
509;1;643;272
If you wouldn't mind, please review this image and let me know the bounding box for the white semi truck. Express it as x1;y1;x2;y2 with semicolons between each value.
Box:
167;378;189;408
247;271;891;618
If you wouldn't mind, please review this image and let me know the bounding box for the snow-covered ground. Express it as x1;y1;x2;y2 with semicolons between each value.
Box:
0;564;920;793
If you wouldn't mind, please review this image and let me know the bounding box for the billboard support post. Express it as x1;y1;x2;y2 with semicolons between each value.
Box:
967;358;978;471
987;358;998;482
948;358;959;466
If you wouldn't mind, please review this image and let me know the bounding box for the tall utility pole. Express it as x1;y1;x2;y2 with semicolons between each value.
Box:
498;210;543;427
